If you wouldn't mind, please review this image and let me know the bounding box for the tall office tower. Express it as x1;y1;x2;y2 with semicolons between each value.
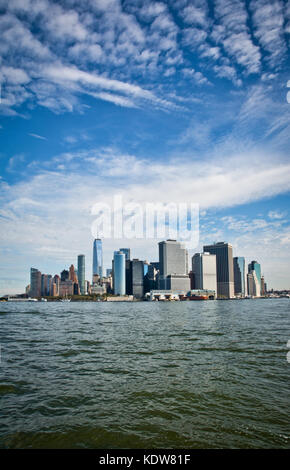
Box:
46;275;52;296
77;254;85;295
131;259;144;299
192;252;217;292
53;274;60;296
261;276;266;296
61;269;69;282
158;239;189;290
93;239;103;279
233;257;246;297
69;264;78;283
30;268;41;298
247;272;254;296
113;251;126;295
248;261;261;288
125;258;132;295
144;264;158;293
120;248;130;261
41;273;48;296
247;271;261;297
203;242;234;298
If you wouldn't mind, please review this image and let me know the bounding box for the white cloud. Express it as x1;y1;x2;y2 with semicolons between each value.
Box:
1;146;290;293
250;0;287;67
28;133;47;140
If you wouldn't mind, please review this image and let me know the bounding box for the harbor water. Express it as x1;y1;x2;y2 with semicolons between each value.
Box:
0;299;289;448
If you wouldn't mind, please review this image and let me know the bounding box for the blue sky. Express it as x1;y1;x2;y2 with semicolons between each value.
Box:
0;0;290;294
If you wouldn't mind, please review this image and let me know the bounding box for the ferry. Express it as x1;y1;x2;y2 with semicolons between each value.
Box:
189;295;209;300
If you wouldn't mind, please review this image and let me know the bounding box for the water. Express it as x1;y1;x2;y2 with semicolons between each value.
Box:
0;299;289;449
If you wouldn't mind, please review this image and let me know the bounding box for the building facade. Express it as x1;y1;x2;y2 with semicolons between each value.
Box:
192;252;217;293
30;268;41;298
248;261;261;288
77;254;86;295
233;256;246;297
113;251;126;295
158;239;188;289
203;242;234;298
131;259;144;299
93;238;103;279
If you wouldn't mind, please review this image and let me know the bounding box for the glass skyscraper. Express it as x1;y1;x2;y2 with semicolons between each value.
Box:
233;257;246;297
248;261;261;287
77;254;85;295
113;251;126;295
93;238;103;278
119;248;130;260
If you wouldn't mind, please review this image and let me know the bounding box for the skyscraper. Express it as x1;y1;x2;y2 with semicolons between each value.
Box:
93;239;103;279
30;268;41;298
158;239;189;290
192;252;217;292
119;248;130;260
233;257;246;297
113;251;126;295
69;264;78;283
247;271;261;297
131;259;144;299
77;254;85;295
203;242;234;298
248;261;261;288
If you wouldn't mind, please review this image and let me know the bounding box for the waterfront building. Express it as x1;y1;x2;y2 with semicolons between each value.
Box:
30;268;41;298
144;263;158;293
91;283;106;295
77;254;86;295
247;271;261;297
93;239;103;279
166;274;191;291
233;257;246;297
261;276;266;296
192;252;217;293
59;280;74;297
113;251;126;295
53;274;60;296
131;259;144;299
41;273;48;296
125;258;132;295
69;264;78;283
203;242;234;298
158;239;188;289
106;268;112;277
248;261;261;288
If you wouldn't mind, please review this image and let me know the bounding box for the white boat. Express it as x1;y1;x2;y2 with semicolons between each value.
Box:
40;298;47;302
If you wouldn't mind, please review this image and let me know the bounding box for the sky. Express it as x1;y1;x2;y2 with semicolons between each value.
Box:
0;0;290;294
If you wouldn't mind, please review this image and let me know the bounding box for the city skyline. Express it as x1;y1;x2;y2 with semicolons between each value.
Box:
0;0;290;294
14;237;271;300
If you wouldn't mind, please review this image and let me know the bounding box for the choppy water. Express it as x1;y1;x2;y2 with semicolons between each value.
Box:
0;299;289;449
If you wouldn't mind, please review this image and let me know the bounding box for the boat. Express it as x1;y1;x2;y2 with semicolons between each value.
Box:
189;295;208;300
40;298;47;302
